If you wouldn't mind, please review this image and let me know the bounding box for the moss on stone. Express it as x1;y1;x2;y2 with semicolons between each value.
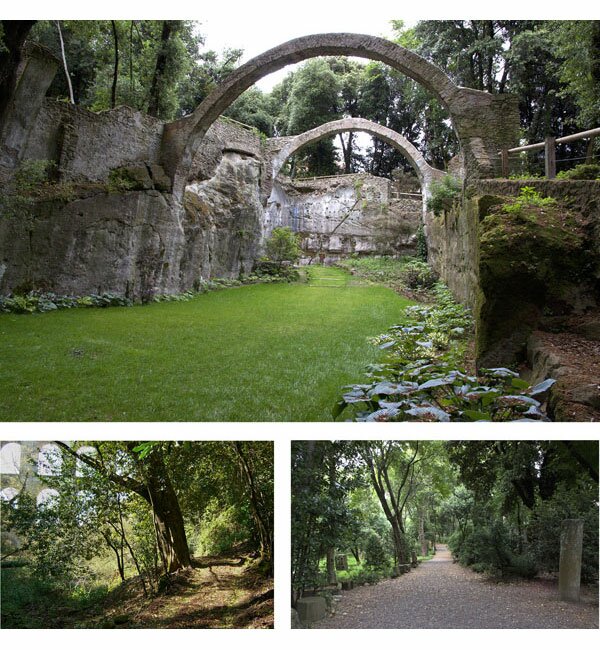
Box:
476;196;591;366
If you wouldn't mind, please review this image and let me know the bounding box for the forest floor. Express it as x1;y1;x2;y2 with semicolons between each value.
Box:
314;545;598;629
1;552;273;629
72;553;274;629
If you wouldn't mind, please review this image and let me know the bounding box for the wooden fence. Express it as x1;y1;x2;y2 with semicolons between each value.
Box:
500;127;600;178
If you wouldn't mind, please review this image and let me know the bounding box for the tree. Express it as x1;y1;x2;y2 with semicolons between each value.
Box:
264;227;301;265
232;441;273;570
55;441;191;573
358;441;421;565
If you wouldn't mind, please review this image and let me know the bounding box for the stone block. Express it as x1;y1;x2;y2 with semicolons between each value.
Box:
559;519;584;602
296;596;327;624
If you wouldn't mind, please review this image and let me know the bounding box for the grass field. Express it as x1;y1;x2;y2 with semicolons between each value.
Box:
0;267;412;421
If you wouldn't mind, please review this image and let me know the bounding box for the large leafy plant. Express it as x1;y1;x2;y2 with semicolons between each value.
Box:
334;284;555;422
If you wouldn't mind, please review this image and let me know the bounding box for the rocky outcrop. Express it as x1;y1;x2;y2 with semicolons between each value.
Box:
183;151;263;280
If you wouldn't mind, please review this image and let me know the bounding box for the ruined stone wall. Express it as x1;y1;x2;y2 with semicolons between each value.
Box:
264;173;422;263
22;100;165;182
0;52;265;299
427;178;600;367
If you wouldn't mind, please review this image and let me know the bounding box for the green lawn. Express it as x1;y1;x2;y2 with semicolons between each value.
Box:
0;267;412;420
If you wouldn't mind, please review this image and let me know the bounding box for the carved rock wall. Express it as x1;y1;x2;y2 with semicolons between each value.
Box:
265;173;422;263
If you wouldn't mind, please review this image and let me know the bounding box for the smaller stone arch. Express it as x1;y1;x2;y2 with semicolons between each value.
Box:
1;442;21;474
271;117;446;195
36;488;59;508
37;443;62;477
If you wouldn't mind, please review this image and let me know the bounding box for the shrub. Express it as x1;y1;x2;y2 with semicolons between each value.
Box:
426;175;461;216
195;502;248;556
556;163;600;180
501;186;557;214
364;533;389;570
450;521;537;579
400;260;438;291
264;227;302;264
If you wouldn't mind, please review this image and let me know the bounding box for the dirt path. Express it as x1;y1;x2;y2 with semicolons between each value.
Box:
315;546;598;629
68;555;273;629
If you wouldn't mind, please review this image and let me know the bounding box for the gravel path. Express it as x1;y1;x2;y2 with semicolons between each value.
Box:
315;545;598;629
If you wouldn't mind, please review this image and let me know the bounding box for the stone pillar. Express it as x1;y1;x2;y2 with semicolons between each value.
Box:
559;519;583;602
0;42;59;172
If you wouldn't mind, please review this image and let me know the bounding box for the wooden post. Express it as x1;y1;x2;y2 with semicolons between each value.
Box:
545;136;556;179
501;149;509;178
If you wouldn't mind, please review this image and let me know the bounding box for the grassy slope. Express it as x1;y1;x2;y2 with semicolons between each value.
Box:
0;267;412;421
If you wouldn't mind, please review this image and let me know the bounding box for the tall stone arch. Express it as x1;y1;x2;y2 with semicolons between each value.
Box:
161;33;519;194
269;117;447;195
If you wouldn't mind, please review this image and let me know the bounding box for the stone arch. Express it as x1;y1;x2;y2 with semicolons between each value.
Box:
270;117;446;195
0;442;21;474
36;488;59;508
161;33;519;193
37;443;62;477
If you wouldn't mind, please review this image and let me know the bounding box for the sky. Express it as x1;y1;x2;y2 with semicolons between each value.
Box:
194;5;403;90
12;1;597;90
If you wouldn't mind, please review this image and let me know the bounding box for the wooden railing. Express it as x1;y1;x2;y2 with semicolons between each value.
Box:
500;127;600;178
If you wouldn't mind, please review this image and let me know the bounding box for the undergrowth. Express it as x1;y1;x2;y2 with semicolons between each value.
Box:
334;283;555;422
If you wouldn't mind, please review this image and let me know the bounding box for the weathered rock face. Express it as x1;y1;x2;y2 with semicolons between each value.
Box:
183;151;263;280
265;173;422;263
425;192;479;308
425;179;600;368
0;190;185;299
0;52;266;300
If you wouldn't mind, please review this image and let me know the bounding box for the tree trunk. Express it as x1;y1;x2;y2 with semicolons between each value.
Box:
141;449;192;573
147;20;173;117
390;518;409;565
233;442;273;567
110;20;119;109
0;21;36;127
418;508;428;556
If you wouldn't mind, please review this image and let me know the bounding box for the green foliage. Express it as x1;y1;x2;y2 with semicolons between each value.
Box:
193;501;248;556
556;163;600;180
263;226;302;265
501;186;557;214
364;533;389;570
527;480;599;583
416;223;428;261
448;520;537;579
426;175;462;216
107;168;138;192
334;284;557;422
0;291;132;314
400;260;438;291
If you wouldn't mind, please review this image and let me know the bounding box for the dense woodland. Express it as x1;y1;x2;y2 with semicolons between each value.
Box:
1;19;598;177
291;440;599;602
1;441;273;628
